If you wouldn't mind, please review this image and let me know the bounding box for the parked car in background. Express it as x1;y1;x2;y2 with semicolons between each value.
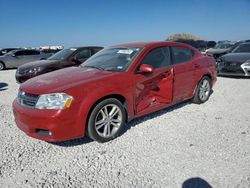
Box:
15;46;103;83
217;42;250;77
13;41;216;143
0;49;50;70
205;42;235;59
228;39;250;53
39;48;62;56
0;48;19;56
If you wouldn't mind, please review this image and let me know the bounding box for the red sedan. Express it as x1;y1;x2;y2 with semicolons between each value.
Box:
13;42;217;143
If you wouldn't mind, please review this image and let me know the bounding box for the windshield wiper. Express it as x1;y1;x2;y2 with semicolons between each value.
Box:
84;65;104;70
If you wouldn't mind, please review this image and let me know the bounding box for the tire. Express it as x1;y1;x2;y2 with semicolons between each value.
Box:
192;76;212;104
87;98;126;143
0;62;5;71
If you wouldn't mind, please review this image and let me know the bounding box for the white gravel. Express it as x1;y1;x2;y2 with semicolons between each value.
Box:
0;69;250;188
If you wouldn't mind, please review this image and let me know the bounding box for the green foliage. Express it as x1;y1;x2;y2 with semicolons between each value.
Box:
167;33;201;40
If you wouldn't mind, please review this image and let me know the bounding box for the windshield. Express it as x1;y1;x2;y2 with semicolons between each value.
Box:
214;43;232;49
232;43;250;53
48;48;76;60
81;47;142;72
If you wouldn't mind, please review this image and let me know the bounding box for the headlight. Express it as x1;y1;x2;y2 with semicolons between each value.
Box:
35;93;73;109
28;67;42;74
242;60;250;67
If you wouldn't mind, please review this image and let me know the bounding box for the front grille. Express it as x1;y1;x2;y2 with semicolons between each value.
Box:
17;91;39;108
221;61;244;74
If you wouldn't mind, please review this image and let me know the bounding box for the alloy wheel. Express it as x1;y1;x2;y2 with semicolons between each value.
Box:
94;104;122;138
199;79;211;101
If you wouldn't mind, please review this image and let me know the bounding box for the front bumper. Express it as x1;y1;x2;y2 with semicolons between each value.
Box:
217;63;250;77
15;72;33;83
12;99;84;142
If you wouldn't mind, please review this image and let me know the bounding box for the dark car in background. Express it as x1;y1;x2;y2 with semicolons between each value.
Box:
15;46;103;83
217;42;250;77
0;49;50;71
205;42;235;59
0;48;19;56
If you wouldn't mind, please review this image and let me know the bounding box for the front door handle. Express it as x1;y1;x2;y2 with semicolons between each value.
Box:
194;64;200;68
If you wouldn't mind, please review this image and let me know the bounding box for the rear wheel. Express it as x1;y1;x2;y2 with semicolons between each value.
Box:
0;62;5;70
192;76;212;104
87;98;126;143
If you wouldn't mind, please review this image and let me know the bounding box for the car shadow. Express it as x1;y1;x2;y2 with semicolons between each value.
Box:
50;136;93;147
218;75;250;79
52;90;215;147
122;99;192;134
0;82;8;91
182;177;212;188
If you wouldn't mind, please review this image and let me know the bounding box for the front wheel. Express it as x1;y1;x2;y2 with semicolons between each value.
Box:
0;62;5;70
87;98;126;143
192;76;212;104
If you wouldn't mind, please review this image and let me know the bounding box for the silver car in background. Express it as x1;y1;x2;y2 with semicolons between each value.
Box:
0;49;51;70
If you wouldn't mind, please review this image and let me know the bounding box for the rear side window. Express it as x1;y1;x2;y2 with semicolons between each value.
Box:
172;47;193;64
23;50;40;55
140;47;171;69
75;49;91;60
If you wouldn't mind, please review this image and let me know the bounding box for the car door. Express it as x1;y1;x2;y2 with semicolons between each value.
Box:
171;46;196;103
25;50;42;63
73;48;92;65
134;46;174;115
11;50;27;67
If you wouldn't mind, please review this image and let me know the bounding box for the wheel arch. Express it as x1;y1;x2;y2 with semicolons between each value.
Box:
0;61;6;69
84;94;129;133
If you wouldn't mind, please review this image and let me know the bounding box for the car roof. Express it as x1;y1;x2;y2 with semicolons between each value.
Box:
70;46;104;50
113;41;195;49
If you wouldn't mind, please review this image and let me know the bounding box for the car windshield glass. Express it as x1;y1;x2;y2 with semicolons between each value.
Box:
214;43;232;49
48;48;76;60
81;47;142;72
232;44;250;53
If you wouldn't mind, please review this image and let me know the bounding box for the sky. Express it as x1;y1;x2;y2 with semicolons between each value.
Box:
0;0;250;48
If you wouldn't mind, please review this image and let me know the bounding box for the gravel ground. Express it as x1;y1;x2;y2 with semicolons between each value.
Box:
0;69;250;188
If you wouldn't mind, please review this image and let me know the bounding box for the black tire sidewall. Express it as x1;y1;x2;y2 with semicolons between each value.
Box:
0;62;5;70
193;76;212;104
87;98;126;143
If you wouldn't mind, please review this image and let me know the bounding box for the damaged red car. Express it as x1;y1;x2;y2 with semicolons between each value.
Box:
13;42;217;143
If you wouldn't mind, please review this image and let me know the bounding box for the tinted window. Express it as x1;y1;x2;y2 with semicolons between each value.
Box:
48;48;76;60
140;47;171;68
92;48;103;55
172;47;193;64
23;50;40;55
75;49;91;60
15;51;24;56
232;43;250;53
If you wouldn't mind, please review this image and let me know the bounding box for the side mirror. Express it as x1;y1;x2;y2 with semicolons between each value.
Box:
139;64;154;73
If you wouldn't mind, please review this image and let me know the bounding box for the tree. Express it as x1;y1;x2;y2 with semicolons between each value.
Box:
166;33;201;41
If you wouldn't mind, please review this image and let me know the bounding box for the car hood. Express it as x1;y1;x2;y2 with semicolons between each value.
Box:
206;48;229;54
20;67;115;94
221;53;250;63
18;59;61;71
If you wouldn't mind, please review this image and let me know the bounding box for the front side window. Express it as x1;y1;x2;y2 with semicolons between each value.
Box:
24;50;40;55
74;49;91;60
140;47;171;68
48;48;77;60
232;43;250;53
15;51;24;56
172;47;193;64
81;47;142;72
